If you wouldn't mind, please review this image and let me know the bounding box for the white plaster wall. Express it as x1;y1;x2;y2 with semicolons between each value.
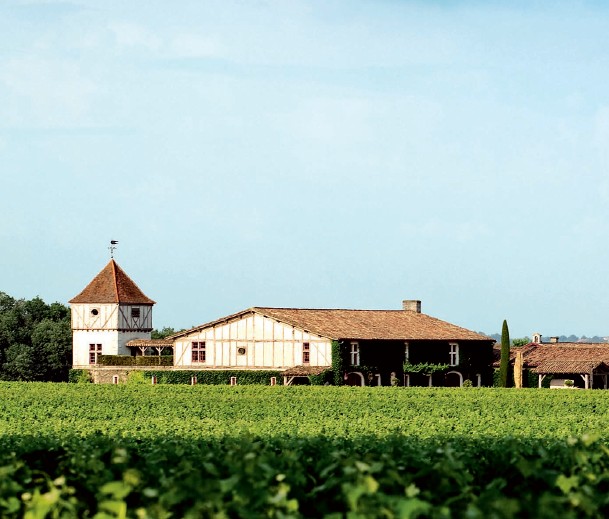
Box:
72;330;119;367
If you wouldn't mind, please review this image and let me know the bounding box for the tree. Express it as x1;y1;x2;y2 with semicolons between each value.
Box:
512;337;530;347
0;293;72;382
151;327;177;339
499;320;510;388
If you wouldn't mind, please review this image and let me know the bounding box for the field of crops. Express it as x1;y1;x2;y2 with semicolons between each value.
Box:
2;383;609;518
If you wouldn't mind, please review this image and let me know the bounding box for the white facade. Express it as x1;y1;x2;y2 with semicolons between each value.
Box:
71;302;153;368
173;311;333;369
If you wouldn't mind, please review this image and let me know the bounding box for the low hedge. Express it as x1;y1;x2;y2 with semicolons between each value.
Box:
98;355;174;367
142;370;282;385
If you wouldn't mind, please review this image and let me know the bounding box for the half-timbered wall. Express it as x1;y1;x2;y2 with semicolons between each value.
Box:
71;303;153;368
173;312;332;369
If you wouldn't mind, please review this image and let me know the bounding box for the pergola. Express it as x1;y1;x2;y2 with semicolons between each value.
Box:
533;360;609;389
126;339;174;357
282;366;329;386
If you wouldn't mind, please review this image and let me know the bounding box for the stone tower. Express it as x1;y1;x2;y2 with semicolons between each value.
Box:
69;260;155;368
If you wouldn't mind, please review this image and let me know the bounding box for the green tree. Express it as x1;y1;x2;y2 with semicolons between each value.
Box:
0;293;72;382
512;337;530;347
151;327;177;339
499;320;510;388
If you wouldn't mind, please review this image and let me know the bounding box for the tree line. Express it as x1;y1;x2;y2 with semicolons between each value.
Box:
0;292;72;382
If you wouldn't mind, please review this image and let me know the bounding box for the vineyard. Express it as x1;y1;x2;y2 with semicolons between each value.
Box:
2;383;609;517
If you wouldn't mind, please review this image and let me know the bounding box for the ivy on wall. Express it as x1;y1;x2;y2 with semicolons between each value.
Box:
308;369;334;386
403;362;450;375
331;340;346;386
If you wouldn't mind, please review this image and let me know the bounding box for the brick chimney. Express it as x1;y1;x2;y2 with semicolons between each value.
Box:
403;300;421;313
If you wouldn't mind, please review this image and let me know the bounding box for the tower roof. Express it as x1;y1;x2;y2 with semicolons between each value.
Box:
69;260;155;305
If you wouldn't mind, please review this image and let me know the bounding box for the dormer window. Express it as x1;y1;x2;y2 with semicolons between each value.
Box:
131;308;140;319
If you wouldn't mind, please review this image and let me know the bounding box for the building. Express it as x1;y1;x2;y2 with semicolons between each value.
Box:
502;334;609;389
71;260;495;386
70;260;157;368
170;302;495;386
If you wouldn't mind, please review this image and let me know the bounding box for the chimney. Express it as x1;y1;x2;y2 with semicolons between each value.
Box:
403;300;421;313
532;333;542;344
549;336;559;344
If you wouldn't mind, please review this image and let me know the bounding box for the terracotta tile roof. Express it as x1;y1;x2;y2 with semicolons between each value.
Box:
532;360;609;374
69;260;155;305
126;339;173;348
171;307;493;342
494;342;609;374
282;365;330;376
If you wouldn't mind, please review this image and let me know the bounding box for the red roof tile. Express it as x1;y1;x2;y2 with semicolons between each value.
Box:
171;307;493;342
126;339;173;348
282;365;330;376
69;260;155;305
494;342;609;374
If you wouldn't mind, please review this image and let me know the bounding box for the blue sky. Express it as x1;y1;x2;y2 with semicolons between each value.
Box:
2;0;609;339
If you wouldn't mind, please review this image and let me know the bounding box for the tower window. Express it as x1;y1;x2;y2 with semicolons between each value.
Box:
91;308;99;316
131;308;141;319
89;344;102;365
192;341;206;363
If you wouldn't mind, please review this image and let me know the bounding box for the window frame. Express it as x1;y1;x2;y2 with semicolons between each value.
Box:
449;343;459;366
350;341;360;366
302;342;310;364
191;341;206;363
89;343;102;365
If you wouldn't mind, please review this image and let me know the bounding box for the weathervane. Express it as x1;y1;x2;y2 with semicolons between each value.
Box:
109;240;119;258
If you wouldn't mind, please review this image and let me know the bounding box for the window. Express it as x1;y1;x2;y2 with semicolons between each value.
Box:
192;341;206;363
449;343;459;366
302;342;310;364
230;376;237;386
91;308;99;316
89;344;102;365
404;342;410;362
131;307;141;319
270;377;277;386
350;342;360;366
112;375;119;385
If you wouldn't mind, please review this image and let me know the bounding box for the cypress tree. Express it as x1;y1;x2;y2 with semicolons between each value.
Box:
499;319;510;387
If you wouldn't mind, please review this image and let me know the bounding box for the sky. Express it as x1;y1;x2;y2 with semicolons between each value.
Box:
2;0;609;339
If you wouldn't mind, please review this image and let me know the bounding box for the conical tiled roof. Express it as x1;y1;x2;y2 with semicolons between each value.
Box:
69;260;155;305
